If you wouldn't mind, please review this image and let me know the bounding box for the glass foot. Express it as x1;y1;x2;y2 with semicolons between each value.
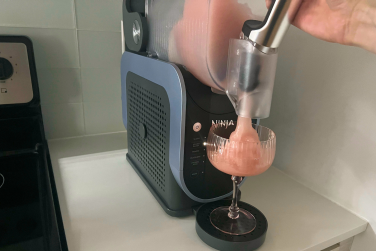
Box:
210;206;256;235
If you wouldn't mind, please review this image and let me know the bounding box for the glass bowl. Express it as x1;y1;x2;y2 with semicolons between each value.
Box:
206;122;276;177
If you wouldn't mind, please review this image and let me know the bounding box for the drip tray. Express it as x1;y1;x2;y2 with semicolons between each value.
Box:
195;200;268;251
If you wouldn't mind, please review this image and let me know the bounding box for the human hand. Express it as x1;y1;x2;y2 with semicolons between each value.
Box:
266;0;376;53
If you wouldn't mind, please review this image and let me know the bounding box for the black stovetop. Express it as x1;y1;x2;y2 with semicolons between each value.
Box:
0;36;67;251
0;115;68;251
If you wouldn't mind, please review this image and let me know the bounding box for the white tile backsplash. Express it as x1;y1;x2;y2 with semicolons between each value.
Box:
81;68;121;102
42;103;85;139
0;0;75;29
0;27;80;68
75;0;122;31
0;1;126;139
83;101;125;135
78;30;122;69
263;27;376;249
38;68;82;104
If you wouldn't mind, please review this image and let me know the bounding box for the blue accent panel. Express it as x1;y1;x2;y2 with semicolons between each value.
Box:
121;52;187;193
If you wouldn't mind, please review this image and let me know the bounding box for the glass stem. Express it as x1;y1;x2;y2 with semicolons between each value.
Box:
228;176;243;219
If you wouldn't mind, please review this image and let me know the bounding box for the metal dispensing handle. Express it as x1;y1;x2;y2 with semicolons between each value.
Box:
226;0;303;119
242;0;302;53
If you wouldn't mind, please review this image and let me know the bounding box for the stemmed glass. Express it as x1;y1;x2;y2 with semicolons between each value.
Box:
206;122;276;235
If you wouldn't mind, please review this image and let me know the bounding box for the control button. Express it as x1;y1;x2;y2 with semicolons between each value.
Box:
1;88;7;93
193;122;202;132
0;58;13;80
191;161;200;166
190;155;202;160
191;172;198;177
192;142;202;148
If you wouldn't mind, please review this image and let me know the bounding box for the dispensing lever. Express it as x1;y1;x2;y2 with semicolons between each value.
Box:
242;0;303;52
226;0;304;119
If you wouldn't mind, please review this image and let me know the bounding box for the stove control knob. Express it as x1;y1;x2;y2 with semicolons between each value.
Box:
0;58;14;80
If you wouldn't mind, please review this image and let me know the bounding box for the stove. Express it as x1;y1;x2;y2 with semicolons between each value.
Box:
0;36;67;251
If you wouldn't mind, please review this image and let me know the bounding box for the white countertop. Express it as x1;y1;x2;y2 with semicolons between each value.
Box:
49;133;367;251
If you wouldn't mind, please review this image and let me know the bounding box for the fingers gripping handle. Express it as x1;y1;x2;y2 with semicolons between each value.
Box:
242;0;303;50
227;0;303;119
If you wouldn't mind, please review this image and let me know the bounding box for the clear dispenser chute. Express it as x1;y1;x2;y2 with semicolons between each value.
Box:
226;39;278;119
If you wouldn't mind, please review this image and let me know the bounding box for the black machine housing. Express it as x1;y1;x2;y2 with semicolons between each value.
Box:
124;61;240;216
121;0;261;217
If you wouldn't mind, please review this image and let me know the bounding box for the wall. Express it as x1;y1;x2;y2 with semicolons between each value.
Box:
241;1;376;248
262;26;376;250
0;0;125;139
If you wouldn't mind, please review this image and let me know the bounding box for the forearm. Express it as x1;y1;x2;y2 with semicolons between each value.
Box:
346;0;376;53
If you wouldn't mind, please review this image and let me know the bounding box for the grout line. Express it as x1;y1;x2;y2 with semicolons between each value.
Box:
80;102;87;136
81;101;87;134
76;29;121;33
36;67;120;70
77;64;86;134
48;130;127;142
36;67;80;70
72;0;78;29
73;67;121;70
0;25;121;33
0;25;76;31
0;25;76;30
40;99;122;106
41;102;83;106
72;0;87;135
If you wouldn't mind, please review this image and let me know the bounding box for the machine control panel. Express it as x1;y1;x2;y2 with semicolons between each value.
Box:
183;113;236;199
0;42;33;105
183;91;238;199
180;65;238;200
188;135;207;177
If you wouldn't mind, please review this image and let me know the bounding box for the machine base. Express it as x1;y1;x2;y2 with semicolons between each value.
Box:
196;200;268;251
127;154;198;217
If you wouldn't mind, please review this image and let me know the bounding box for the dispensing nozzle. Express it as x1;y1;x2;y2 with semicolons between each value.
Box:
226;0;302;119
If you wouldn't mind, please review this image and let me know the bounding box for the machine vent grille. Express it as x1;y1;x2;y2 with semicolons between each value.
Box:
128;80;168;192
